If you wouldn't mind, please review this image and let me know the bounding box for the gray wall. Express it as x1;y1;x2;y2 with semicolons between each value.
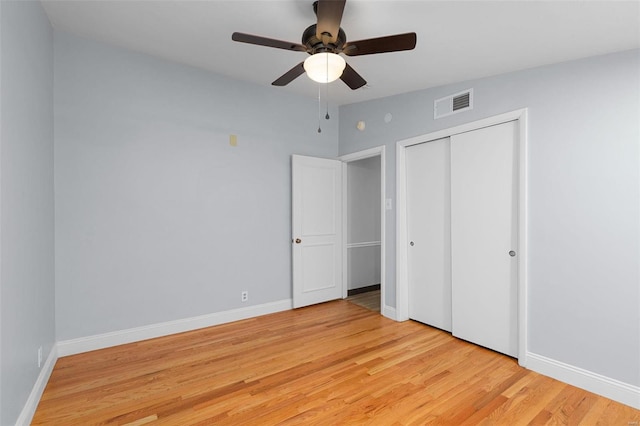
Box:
0;1;55;424
339;49;640;387
347;156;381;290
54;33;339;341
347;156;381;244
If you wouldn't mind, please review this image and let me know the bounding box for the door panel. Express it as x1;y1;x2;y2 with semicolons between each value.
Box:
450;121;518;357
292;155;342;308
301;243;337;291
301;165;338;236
406;138;452;331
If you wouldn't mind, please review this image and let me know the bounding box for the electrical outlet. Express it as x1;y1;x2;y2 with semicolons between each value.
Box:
241;291;248;302
38;346;43;368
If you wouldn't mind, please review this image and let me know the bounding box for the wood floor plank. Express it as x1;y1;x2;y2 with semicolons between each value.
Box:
32;300;639;425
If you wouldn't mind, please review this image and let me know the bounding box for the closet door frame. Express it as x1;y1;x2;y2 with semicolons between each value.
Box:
396;108;528;366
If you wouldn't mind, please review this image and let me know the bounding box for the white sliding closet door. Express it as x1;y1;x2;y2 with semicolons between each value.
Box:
406;138;452;331
450;121;518;357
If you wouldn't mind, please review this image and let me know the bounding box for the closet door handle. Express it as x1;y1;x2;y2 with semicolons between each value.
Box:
410;241;415;246
509;250;516;257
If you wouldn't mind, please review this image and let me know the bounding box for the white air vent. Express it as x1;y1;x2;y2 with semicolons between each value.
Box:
434;89;473;119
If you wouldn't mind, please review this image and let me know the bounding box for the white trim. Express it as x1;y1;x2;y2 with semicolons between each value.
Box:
339;146;386;315
396;109;529;363
527;352;640;409
517;110;529;367
382;305;397;321
339;146;384;162
347;241;381;248
15;346;58;426
341;161;348;299
57;299;292;357
379;148;386;316
396;140;409;321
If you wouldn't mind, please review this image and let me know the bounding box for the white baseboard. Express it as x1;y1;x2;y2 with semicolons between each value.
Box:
15;345;58;426
57;299;293;357
527;352;640;409
382;304;397;321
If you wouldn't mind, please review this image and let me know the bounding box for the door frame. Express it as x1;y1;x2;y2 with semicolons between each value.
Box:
396;109;529;366
339;146;387;317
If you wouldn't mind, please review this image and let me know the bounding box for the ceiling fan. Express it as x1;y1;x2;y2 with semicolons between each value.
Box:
231;0;417;90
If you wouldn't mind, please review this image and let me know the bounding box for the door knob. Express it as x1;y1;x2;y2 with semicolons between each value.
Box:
295;238;302;244
509;250;516;257
410;241;414;246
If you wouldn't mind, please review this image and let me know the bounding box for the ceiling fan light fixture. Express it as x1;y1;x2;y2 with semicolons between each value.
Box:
304;52;346;83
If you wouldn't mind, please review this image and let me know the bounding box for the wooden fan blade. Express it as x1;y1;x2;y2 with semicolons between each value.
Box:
342;32;417;56
340;63;366;90
315;0;346;44
232;32;307;52
272;62;306;86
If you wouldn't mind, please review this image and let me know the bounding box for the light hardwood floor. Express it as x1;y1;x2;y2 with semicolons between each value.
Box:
33;300;639;425
346;289;381;312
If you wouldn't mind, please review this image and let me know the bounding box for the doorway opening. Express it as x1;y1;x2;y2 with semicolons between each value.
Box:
340;147;386;315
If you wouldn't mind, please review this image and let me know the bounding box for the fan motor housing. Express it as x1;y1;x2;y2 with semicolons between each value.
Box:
302;24;346;54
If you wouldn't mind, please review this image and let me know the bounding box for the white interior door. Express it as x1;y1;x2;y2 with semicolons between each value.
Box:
451;121;518;357
292;155;343;308
406;138;452;331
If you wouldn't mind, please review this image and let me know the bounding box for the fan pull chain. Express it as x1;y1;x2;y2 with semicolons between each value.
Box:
317;85;322;133
325;57;330;120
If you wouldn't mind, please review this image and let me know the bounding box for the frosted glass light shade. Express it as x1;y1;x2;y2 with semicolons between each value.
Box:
303;53;346;83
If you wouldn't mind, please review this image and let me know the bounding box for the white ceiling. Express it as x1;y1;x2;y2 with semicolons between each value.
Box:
42;0;640;106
